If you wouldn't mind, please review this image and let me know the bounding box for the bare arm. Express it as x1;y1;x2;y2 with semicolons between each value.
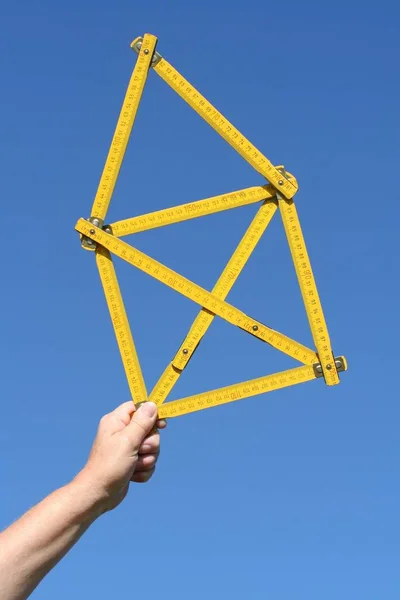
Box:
0;401;165;600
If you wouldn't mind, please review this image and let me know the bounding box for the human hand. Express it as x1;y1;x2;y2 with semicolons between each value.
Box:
76;401;166;512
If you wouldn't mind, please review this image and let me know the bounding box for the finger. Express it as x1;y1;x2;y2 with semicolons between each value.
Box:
139;431;160;455
131;467;156;484
157;419;167;429
110;400;135;425
101;400;135;425
133;453;158;472
125;402;158;451
99;401;135;431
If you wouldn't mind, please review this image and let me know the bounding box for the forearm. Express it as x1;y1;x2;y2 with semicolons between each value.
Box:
0;475;105;600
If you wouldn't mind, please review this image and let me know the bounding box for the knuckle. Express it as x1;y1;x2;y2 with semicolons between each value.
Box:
99;414;110;426
133;419;149;436
145;454;157;466
133;466;156;484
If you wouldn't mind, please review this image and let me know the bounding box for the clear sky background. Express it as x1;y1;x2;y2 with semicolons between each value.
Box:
1;0;399;598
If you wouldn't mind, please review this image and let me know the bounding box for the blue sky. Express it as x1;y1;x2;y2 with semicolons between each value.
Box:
1;0;399;598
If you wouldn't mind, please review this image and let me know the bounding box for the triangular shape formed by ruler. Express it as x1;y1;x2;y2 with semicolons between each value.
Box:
75;33;347;419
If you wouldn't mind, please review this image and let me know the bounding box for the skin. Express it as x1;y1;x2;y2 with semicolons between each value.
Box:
0;401;166;600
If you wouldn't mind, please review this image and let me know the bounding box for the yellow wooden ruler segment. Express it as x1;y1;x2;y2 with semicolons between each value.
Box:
109;185;275;237
95;246;148;402
75;33;348;419
157;364;317;419
75;219;317;367
150;198;278;404
278;198;339;385
149;365;181;406
151;56;298;200
89;34;157;222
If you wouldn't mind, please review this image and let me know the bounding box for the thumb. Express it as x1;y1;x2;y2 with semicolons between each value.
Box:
127;401;158;450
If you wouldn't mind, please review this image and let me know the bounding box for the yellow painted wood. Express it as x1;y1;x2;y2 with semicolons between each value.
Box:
95;246;147;401
90;34;157;221
158;365;317;418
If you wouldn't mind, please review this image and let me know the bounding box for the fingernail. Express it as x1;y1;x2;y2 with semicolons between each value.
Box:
137;401;157;418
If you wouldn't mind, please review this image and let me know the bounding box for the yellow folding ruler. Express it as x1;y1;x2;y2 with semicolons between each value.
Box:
75;32;347;419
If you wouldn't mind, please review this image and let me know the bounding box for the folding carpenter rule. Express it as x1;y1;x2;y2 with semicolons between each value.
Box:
75;33;348;419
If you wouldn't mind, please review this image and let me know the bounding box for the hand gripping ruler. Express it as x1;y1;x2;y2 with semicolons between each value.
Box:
75;33;347;419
